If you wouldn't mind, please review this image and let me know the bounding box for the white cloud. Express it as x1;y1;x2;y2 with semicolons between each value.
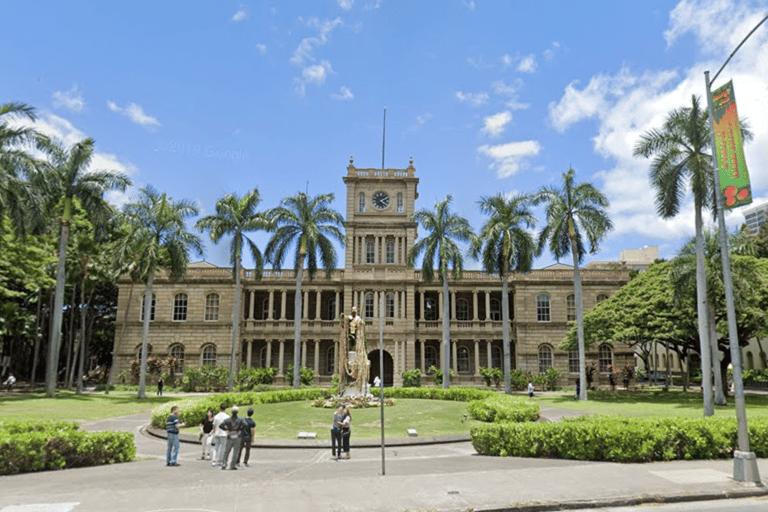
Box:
363;0;381;10
52;85;85;113
107;101;161;129
481;111;512;137
232;8;247;22
543;41;561;61
477;140;541;178
337;0;354;10
255;43;267;55
455;91;489;106
290;17;343;66
462;0;475;11
466;56;494;69
295;60;334;95
501;54;513;68
491;80;530;111
517;54;537;73
331;86;354;100
416;113;432;125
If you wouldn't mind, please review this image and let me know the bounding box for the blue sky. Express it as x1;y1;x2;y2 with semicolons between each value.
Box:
2;0;767;269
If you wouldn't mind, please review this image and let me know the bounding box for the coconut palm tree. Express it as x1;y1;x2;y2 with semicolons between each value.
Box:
35;137;131;397
632;95;750;413
470;193;537;393
264;192;344;389
122;186;202;399
407;196;475;389
196;189;272;391
534;168;613;401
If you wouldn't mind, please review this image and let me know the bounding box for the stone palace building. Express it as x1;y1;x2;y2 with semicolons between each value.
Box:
113;158;634;387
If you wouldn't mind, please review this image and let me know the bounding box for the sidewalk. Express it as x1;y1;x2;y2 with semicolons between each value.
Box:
1;407;766;511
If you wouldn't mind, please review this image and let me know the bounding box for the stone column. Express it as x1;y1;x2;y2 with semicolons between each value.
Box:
268;290;274;320
485;291;491;321
438;291;443;320
473;291;478;321
278;340;285;376
419;292;425;321
373;291;379;319
302;340;307;368
315;290;321;320
394;291;399;318
280;290;287;320
303;291;309;320
486;340;492;368
420;341;426;373
474;340;480;376
452;340;458;374
266;340;272;368
335;291;340;319
451;291;456;320
394;340;399;376
314;340;320;375
246;340;253;369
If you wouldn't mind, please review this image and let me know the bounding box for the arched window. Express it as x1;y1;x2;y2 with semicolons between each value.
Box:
173;293;188;321
490;299;501;321
259;346;274;368
457;346;470;373
568;350;579;373
538;345;553;373
169;344;185;374
599;345;613;373
385;293;395;318
140;294;156;321
536;294;550;322
396;193;403;213
596;294;609;303
456;298;469;321
202;345;217;367
205;293;220;321
491;346;502;369
366;240;375;264
327;298;337;320
566;294;576;321
425;345;438;370
386;239;395;263
424;298;437;320
136;344;152;360
364;293;374;318
326;346;335;375
358;192;366;213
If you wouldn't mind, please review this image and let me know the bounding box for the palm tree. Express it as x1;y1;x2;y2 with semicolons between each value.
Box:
633;96;748;414
35;137;131;397
407;196;475;389
534;168;613;401
122;186;203;399
196;189;272;392
264;192;344;389
470;193;537;393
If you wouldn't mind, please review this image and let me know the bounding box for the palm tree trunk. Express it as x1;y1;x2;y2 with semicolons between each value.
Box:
694;206;714;416
500;264;512;394
293;262;304;389
137;269;155;399
708;303;726;404
31;290;43;387
105;280;135;394
571;243;587;401
46;221;71;397
442;275;451;389
76;288;93;394
228;257;242;392
66;285;78;388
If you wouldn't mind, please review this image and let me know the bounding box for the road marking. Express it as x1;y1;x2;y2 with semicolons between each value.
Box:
1;504;79;512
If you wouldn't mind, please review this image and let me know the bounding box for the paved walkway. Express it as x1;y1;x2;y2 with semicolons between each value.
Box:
1;406;767;511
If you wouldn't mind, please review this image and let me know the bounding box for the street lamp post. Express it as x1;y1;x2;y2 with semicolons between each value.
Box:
703;12;767;484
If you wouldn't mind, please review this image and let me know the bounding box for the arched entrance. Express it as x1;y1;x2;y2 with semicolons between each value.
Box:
368;350;394;387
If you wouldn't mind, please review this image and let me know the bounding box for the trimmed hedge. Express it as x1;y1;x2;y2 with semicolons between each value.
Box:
471;415;768;462
383;386;498;402
467;395;540;423
0;421;136;475
150;388;332;428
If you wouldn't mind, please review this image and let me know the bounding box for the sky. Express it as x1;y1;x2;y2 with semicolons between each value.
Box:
2;0;767;270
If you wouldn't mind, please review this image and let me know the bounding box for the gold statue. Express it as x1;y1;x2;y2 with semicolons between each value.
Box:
338;306;368;395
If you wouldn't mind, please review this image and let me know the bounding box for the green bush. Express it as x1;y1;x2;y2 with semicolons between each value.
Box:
180;365;230;392
478;366;502;388
236;367;278;390
470;415;768;462
384;386;495;402
467;395;539;423
401;368;422;387
285;365;315;386
427;365;455;386
0;421;135;475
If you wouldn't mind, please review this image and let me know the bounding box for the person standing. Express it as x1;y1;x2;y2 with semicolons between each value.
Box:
157;377;164;396
4;374;15;394
199;408;215;460
236;408;256;467
211;403;229;466
219;406;245;470
341;406;351;460
165;405;185;466
330;404;344;460
528;381;534;398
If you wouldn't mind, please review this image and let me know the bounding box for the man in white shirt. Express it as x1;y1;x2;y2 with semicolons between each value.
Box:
211;403;229;466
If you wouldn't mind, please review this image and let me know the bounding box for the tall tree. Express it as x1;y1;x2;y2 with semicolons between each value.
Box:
632;96;752;414
408;196;474;389
122;186;202;399
35;137;130;397
196;189;272;392
534;168;613;400
470;193;536;394
264;192;344;389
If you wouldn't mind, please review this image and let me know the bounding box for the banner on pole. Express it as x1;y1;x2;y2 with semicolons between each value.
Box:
711;81;752;209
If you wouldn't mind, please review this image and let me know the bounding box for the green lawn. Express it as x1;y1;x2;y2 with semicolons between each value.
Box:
533;388;768;419
0;390;173;423
182;399;483;440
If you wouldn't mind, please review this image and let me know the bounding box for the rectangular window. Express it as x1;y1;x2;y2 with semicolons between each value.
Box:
366;241;375;264
173;294;188;321
386;240;395;264
569;351;579;373
205;294;220;321
536;294;550;322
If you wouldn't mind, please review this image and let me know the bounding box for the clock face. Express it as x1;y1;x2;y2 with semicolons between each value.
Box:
372;191;390;210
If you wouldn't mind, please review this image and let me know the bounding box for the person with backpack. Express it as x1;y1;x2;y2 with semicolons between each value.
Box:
219;406;245;470
165;405;185;467
236;408;256;467
211;403;229;466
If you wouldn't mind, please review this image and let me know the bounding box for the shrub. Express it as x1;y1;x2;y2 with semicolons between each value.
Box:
236;367;278;390
180;365;230;392
401;368;422;387
478;367;502;389
384;386;495;402
285;365;315;386
470;415;768;462
467;395;539;423
427;365;455;386
0;421;135;475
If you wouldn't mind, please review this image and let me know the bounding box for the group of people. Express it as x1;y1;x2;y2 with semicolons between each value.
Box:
165;401;352;467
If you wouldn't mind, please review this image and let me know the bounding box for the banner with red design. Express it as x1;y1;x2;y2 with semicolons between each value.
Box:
711;81;752;209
